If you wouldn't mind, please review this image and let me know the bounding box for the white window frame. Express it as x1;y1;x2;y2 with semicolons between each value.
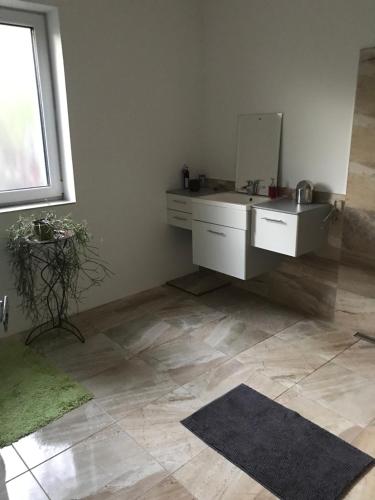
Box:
0;1;75;211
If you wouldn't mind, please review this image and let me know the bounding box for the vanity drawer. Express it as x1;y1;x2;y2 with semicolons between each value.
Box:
192;201;248;230
251;208;298;256
192;220;247;279
167;194;192;213
167;209;192;230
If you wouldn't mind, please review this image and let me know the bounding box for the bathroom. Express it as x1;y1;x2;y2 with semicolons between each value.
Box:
0;0;375;498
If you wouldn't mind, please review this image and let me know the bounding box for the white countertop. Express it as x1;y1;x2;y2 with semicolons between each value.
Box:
192;192;269;211
253;198;330;214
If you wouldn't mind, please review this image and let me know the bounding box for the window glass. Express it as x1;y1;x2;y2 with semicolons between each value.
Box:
0;23;48;192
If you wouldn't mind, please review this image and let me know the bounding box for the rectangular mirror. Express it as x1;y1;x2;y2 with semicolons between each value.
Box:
235;113;282;196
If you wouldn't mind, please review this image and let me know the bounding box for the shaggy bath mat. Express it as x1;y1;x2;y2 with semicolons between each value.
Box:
182;384;374;500
0;337;92;447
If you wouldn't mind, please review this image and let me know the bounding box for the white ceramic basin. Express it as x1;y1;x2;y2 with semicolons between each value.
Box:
193;191;269;211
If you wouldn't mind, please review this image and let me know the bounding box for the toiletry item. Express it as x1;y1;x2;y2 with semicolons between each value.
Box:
296;180;313;204
189;178;200;192
182;164;189;189
268;178;277;199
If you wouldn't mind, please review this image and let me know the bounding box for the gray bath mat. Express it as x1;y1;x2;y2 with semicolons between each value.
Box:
181;384;374;500
167;269;230;296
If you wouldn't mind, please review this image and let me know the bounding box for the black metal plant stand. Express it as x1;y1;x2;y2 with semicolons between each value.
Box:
24;233;85;346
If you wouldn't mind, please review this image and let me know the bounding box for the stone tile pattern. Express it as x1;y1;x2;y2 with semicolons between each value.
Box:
2;284;374;499
335;47;375;335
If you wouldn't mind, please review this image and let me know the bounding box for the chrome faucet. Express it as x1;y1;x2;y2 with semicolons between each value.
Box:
241;180;263;195
242;180;254;195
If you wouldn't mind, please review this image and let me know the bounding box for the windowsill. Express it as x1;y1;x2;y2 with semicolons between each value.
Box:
0;198;76;214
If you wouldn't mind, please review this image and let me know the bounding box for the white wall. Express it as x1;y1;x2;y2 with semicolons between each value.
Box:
201;0;375;194
0;0;202;334
2;0;374;335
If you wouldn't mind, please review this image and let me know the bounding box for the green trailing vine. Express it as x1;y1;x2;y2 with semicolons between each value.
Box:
7;211;112;325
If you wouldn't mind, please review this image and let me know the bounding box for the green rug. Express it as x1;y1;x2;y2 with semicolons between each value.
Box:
0;337;93;447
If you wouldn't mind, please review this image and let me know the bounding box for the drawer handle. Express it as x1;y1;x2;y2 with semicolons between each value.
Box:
261;217;287;224
173;216;187;221
208;229;226;237
173;199;187;204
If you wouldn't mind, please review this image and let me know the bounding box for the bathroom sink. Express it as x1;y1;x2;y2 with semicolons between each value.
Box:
193;191;269;211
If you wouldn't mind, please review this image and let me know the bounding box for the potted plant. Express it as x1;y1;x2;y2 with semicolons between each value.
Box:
7;211;112;344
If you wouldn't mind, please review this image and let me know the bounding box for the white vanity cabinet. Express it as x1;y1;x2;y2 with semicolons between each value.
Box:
192;193;281;280
167;189;331;280
166;114;333;280
252;200;331;257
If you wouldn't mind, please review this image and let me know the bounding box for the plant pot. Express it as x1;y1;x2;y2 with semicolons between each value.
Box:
33;219;55;241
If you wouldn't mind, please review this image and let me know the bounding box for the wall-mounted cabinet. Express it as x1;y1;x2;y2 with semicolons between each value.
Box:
251;199;331;257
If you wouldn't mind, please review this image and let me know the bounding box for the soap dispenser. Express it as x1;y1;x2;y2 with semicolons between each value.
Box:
268;178;277;199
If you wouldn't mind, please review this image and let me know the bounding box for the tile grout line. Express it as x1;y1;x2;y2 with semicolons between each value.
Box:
3;446;34;486
291;337;361;389
29;469;51;500
6;447;52;500
18;410;117;475
232;328;363;416
276;338;365;426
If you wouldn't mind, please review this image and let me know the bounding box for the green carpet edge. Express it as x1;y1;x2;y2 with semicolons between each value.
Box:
0;337;94;448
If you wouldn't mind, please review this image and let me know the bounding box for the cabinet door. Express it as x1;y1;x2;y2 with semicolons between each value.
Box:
251;208;298;256
192;221;247;279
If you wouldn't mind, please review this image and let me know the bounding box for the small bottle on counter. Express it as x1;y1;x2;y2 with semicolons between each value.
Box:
182;164;190;189
268;178;277;199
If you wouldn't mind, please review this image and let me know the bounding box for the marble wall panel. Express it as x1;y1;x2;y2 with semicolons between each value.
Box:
243;48;375;326
335;47;375;336
207;52;375;328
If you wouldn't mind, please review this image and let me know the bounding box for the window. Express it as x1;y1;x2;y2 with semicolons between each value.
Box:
0;4;75;210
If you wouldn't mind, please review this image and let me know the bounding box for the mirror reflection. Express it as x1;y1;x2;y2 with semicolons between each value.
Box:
235;113;282;196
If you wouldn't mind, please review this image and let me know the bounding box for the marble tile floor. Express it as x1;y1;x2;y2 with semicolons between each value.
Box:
1;284;375;499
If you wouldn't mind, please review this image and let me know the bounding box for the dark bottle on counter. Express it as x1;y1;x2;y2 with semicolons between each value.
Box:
182;164;190;189
268;178;278;199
